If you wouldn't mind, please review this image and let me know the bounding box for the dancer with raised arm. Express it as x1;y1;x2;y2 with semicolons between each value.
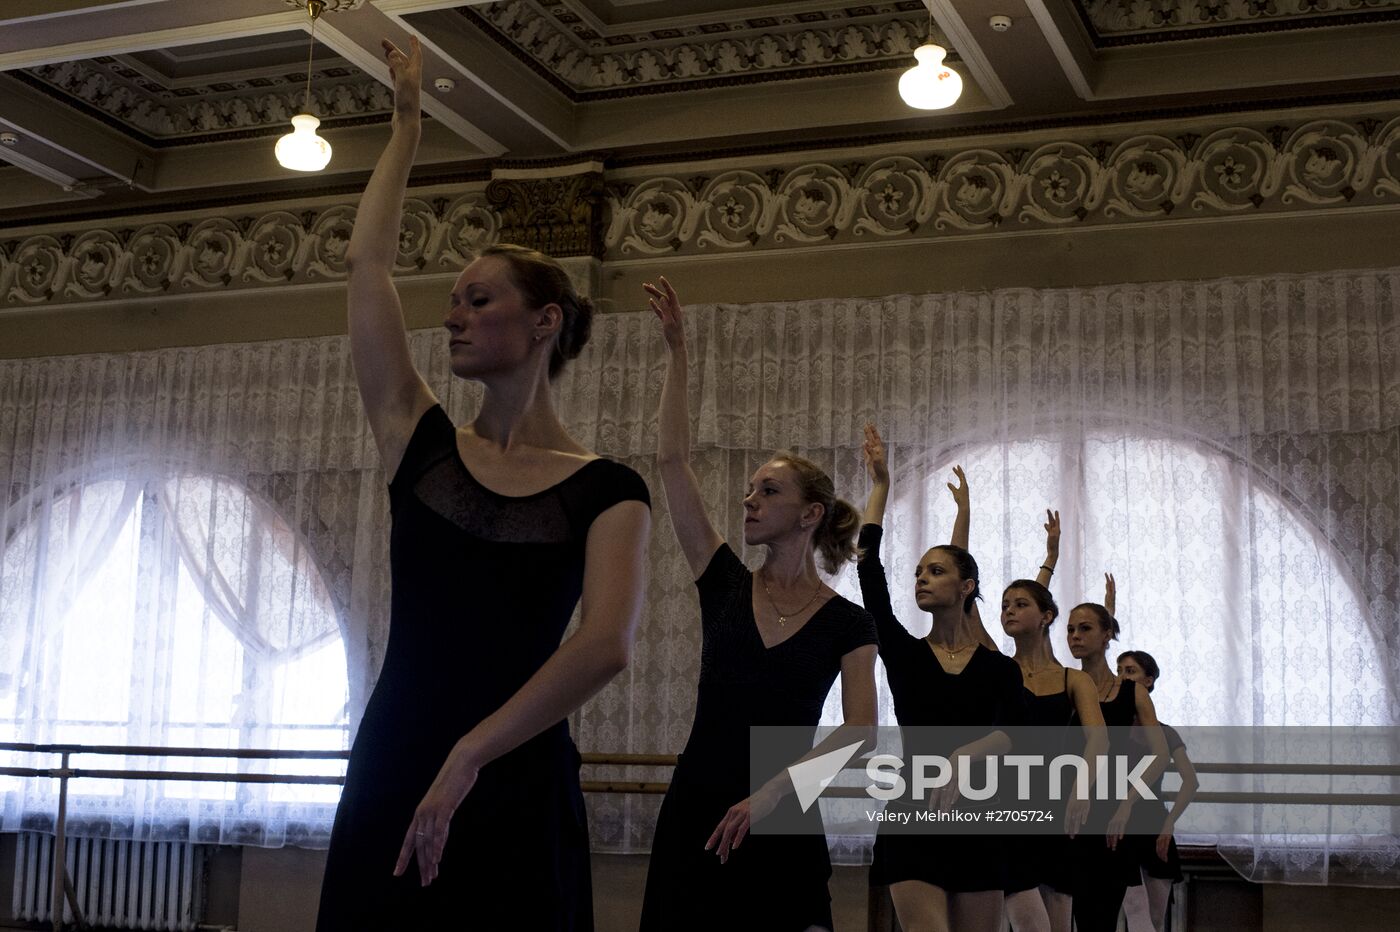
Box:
640;277;879;932
998;558;1106;932
946;469;1105;932
315;36;651;931
946;466;1003;653
859;425;1025;932
1116;650;1197;932
1065;577;1170;932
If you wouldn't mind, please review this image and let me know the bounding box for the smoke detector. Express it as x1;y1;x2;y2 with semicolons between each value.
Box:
0;131;18;147
989;15;1012;31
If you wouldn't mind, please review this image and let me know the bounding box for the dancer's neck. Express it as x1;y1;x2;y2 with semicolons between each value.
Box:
928;608;976;650
473;370;570;452
1012;633;1060;672
760;539;820;590
1079;652;1114;687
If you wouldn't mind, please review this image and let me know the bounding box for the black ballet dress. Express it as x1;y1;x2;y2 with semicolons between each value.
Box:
314;404;650;932
1004;667;1080;895
856;524;1027;894
639;543;878;932
1071;677;1142;932
1122;721;1186;883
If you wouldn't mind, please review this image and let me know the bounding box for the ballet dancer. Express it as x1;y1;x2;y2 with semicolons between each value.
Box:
315;36;651;931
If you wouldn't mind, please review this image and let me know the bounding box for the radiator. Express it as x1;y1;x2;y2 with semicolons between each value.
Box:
11;834;207;931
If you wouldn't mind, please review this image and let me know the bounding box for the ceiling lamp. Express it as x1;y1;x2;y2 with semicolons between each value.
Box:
898;13;962;111
276;0;332;172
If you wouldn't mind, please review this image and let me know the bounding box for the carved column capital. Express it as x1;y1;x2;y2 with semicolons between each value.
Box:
485;161;608;259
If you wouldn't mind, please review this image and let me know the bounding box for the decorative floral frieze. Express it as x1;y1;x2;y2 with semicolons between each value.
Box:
0;195;499;307
3;114;1400;308
467;1;933;95
1081;0;1400;38
20;58;390;140
604;117;1400;256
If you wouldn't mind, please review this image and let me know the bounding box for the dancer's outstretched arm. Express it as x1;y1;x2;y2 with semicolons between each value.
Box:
1066;668;1107;835
345;37;436;479
946;465;998;651
1035;509;1060;587
648;276;723;578
396;501;650;886
858;425;913;648
861;423;890;528
1107;680;1171;850
1159;735;1199;859
948;464;969;549
706;643;879;863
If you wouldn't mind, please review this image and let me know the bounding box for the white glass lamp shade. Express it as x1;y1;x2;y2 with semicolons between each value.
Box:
275;113;332;172
898;43;963;111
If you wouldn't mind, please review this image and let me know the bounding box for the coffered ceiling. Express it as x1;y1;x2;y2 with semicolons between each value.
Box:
2;0;1398;225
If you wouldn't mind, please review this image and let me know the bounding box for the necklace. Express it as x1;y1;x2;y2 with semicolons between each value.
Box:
1018;659;1059;678
1095;674;1118;701
930;638;975;659
760;570;824;626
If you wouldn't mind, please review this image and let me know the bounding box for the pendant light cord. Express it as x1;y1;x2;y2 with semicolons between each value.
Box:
303;1;324;115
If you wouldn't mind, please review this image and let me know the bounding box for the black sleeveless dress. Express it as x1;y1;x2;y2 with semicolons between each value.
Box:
1123;721;1186;882
315;405;650;931
1071;678;1142;932
856;524;1027;894
640;544;878;932
1004;668;1080;895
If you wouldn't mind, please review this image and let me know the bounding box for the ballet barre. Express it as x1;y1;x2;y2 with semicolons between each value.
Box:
2;742;1395;932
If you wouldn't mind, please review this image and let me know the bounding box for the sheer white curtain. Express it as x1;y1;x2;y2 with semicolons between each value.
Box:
1;267;1397;882
555;270;1400;885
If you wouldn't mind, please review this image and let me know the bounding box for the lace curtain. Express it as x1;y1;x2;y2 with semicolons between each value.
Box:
1;267;1397;883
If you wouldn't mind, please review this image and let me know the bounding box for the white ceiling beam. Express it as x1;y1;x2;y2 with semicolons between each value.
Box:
0;73;152;195
0;4;307;70
927;0;1014;110
309;3;512;157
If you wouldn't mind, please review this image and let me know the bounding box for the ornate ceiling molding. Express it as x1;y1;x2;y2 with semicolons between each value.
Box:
606;115;1400;255
282;0;367;10
462;1;940;99
17;56;390;144
1078;0;1400;44
2;110;1398;309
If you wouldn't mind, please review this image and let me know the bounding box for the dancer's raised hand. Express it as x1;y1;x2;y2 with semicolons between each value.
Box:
1104;572;1116;617
862;424;889;486
1044;509;1061;557
946;465;969;512
644;277;684;351
381;36;422;117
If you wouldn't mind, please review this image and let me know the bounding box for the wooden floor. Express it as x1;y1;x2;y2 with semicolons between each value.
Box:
592;853;872;932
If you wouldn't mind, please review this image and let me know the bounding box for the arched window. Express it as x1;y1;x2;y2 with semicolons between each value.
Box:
821;434;1389;729
0;474;348;843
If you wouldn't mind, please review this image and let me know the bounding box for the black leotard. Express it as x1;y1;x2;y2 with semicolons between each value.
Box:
315;405;649;932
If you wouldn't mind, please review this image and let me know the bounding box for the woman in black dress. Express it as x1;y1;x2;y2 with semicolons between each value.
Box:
945;466;1102;932
999;576;1105;932
1116;649;1197;932
859;426;1025;932
639;277;879;932
1065;585;1169;932
315;37;651;931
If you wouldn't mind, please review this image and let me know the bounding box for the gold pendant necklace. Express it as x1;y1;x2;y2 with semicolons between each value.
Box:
760;570;823;626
